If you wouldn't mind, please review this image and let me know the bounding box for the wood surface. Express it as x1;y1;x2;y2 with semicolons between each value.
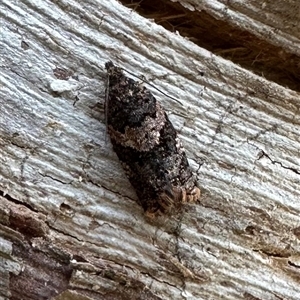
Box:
1;0;300;299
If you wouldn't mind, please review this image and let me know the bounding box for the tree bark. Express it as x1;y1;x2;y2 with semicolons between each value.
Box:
1;0;300;299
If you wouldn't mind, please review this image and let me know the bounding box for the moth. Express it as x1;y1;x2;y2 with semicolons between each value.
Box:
105;61;200;216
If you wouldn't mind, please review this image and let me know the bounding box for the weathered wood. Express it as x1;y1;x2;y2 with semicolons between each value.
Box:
1;0;300;299
182;0;300;53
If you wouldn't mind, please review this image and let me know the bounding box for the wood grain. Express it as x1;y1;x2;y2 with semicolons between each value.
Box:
0;0;299;299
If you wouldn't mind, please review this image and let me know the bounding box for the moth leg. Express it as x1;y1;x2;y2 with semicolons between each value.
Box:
186;187;201;203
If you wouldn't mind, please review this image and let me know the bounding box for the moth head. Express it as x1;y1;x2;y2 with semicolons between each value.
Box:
105;61;122;77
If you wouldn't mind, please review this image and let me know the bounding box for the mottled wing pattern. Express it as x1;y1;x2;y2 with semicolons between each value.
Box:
105;61;200;215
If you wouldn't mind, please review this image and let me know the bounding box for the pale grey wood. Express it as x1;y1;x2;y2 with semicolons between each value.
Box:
0;0;300;299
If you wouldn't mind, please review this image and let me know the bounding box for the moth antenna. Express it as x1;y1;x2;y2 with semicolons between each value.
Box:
121;68;183;105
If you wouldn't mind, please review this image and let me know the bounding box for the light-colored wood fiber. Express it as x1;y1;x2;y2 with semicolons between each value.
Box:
1;0;299;299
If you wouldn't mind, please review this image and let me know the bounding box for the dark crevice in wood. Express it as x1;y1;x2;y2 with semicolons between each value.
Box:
0;190;38;212
288;260;300;268
9;241;73;300
121;0;300;92
257;150;300;175
253;248;290;258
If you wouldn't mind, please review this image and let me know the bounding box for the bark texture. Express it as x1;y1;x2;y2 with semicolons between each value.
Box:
1;0;300;299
